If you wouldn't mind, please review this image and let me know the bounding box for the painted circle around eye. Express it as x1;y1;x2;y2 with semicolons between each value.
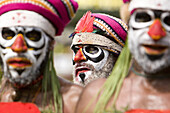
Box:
135;12;151;22
83;46;105;63
130;9;154;29
25;30;42;41
2;28;15;40
84;46;99;54
83;46;101;58
72;46;80;54
24;31;45;48
161;12;170;31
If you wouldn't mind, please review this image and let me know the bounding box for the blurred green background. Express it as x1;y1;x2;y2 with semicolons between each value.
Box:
53;0;123;80
69;0;122;26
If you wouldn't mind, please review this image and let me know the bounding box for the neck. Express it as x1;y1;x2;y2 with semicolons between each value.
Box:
13;75;43;89
131;61;170;92
0;76;43;102
132;60;170;79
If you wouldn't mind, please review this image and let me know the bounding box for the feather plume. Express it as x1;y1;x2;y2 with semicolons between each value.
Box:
75;11;94;33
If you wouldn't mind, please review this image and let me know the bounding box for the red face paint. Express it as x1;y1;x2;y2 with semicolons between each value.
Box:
74;47;86;62
148;19;166;41
11;34;28;53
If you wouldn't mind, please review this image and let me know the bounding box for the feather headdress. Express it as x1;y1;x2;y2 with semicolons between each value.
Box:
75;11;95;33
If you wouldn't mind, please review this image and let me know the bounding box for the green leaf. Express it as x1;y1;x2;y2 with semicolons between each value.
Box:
94;38;132;113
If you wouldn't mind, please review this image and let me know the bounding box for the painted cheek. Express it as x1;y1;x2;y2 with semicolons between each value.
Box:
11;34;28;53
148;19;166;41
74;48;87;62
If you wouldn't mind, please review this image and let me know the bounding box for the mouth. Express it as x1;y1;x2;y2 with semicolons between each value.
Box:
75;67;90;77
7;57;32;69
142;44;168;55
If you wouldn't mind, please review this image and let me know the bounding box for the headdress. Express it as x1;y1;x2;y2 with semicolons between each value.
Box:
70;11;128;55
0;0;78;37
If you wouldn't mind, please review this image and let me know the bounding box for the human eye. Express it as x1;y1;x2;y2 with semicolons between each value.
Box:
135;12;152;22
72;46;80;54
2;28;15;40
84;46;99;54
26;30;41;41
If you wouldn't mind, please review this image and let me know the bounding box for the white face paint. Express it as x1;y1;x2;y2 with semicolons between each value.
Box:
72;45;116;86
0;26;51;86
128;9;170;74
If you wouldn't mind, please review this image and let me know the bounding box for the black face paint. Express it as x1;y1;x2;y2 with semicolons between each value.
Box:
83;45;105;63
79;73;85;83
2;28;15;40
72;45;105;63
135;12;152;23
132;9;170;31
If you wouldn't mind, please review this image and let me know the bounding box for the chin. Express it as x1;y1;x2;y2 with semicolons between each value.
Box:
5;66;41;87
137;53;169;74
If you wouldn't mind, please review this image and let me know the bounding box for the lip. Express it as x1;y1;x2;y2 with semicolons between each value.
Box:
7;57;32;69
142;44;168;55
75;66;90;77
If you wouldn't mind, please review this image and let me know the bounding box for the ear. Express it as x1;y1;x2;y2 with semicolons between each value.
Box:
120;2;130;24
49;39;56;50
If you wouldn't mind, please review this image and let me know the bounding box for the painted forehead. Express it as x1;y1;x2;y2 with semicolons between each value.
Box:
129;0;170;13
132;8;170;15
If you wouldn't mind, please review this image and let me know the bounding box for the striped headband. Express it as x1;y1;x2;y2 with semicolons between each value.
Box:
0;0;78;37
123;0;131;3
71;11;128;54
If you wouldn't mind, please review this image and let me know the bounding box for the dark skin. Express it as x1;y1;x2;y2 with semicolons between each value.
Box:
0;76;82;113
76;63;170;113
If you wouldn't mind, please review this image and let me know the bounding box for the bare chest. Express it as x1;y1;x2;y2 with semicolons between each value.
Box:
116;76;170;110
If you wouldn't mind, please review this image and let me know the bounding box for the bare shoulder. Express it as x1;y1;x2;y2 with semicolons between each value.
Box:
58;76;83;113
58;76;83;94
83;78;106;95
75;78;107;113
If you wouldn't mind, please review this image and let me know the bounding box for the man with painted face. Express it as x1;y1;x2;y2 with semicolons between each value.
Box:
70;11;128;86
0;0;82;113
75;0;170;112
116;0;170;109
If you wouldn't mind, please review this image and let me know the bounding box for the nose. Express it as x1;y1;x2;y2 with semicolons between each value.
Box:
74;48;87;63
148;19;166;41
11;34;28;53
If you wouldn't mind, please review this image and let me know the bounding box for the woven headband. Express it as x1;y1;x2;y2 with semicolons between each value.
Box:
0;0;78;37
71;11;128;54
